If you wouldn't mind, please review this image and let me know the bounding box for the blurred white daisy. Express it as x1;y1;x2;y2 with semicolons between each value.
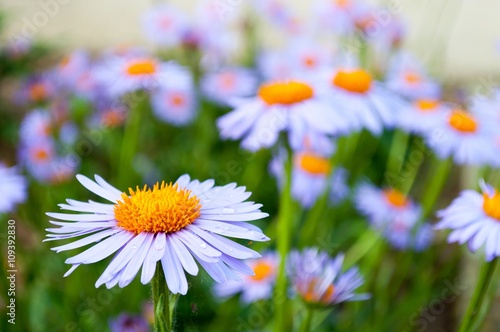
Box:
213;252;278;303
45;174;270;295
436;181;500;261
288;248;369;306
396;99;449;135
0;164;27;214
151;68;196;126
142;4;187;47
201;68;257;106
425;108;499;166
217;80;344;151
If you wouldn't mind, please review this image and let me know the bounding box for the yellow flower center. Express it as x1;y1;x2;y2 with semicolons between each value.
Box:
299;153;330;175
415;99;439;112
114;182;201;234
251;261;273;281
384;188;409;208
126;59;157;76
332;69;372;94
448;110;477;133
258;81;314;105
483;190;500;220
304;278;335;304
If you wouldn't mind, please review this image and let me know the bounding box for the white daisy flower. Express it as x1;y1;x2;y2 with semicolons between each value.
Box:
45;174;270;295
0;164;27;213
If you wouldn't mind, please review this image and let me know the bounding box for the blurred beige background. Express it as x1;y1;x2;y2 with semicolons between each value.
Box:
1;0;500;82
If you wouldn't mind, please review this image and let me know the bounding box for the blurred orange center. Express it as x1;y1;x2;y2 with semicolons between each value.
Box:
335;0;350;8
304;279;335;304
448;110;477;133
170;93;185;107
333;69;372;93
303;56;317;68
219;73;236;89
415;99;439;112
115;182;201;234
258;81;313;105
384;189;409;208
102;110;125;127
126;60;157;76
405;72;422;84
33;149;49;161
483;191;500;220
251;262;273;281
299;154;330;175
29;83;47;102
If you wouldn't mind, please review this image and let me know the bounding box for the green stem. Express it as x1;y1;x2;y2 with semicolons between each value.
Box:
459;258;499;332
420;157;453;220
152;262;179;332
299;307;314;332
274;147;294;332
118;96;144;187
386;130;410;179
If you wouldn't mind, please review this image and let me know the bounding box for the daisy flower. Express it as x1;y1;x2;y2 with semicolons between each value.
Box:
288;248;369;307
142;4;187;47
287;40;334;78
436;181;500;261
0;164;27;214
355;183;421;227
51;50;90;89
425;108;499;166
16;75;55;105
396;99;449;135
313;0;359;36
324;66;403;135
385;53;441;100
151;68;196;126
379;219;434;251
201;68;257;106
217;80;344;151
19;109;53;145
45;174;270;295
213;252;278;303
95;55;185;97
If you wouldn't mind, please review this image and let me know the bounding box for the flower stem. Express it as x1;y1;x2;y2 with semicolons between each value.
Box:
274;147;294;332
386;129;410;179
420;157;453;220
152;262;179;332
118;95;145;187
459;257;499;332
299;307;314;332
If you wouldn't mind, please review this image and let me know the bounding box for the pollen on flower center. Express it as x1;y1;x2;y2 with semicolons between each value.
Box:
384;188;409;208
114;182;201;234
483;190;500;220
126;59;157;76
251;261;273;281
170;93;185;107
448;110;477;133
299;153;330;175
33;148;49;161
333;69;372;94
415;99;439;112
258;81;314;105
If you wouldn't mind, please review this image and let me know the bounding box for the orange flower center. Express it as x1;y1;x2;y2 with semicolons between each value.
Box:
304;278;335;304
448;110;477;133
60;55;70;67
415;99;439;112
299;153;330;175
251;261;273;281
384;188;409;208
483;190;500;220
115;182;201;234
258;81;314;105
29;83;47;102
170;93;186;107
33;148;49;162
332;69;372;94
334;0;350;8
404;71;422;84
219;73;236;90
303;55;317;68
102;110;125;127
126;59;157;76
